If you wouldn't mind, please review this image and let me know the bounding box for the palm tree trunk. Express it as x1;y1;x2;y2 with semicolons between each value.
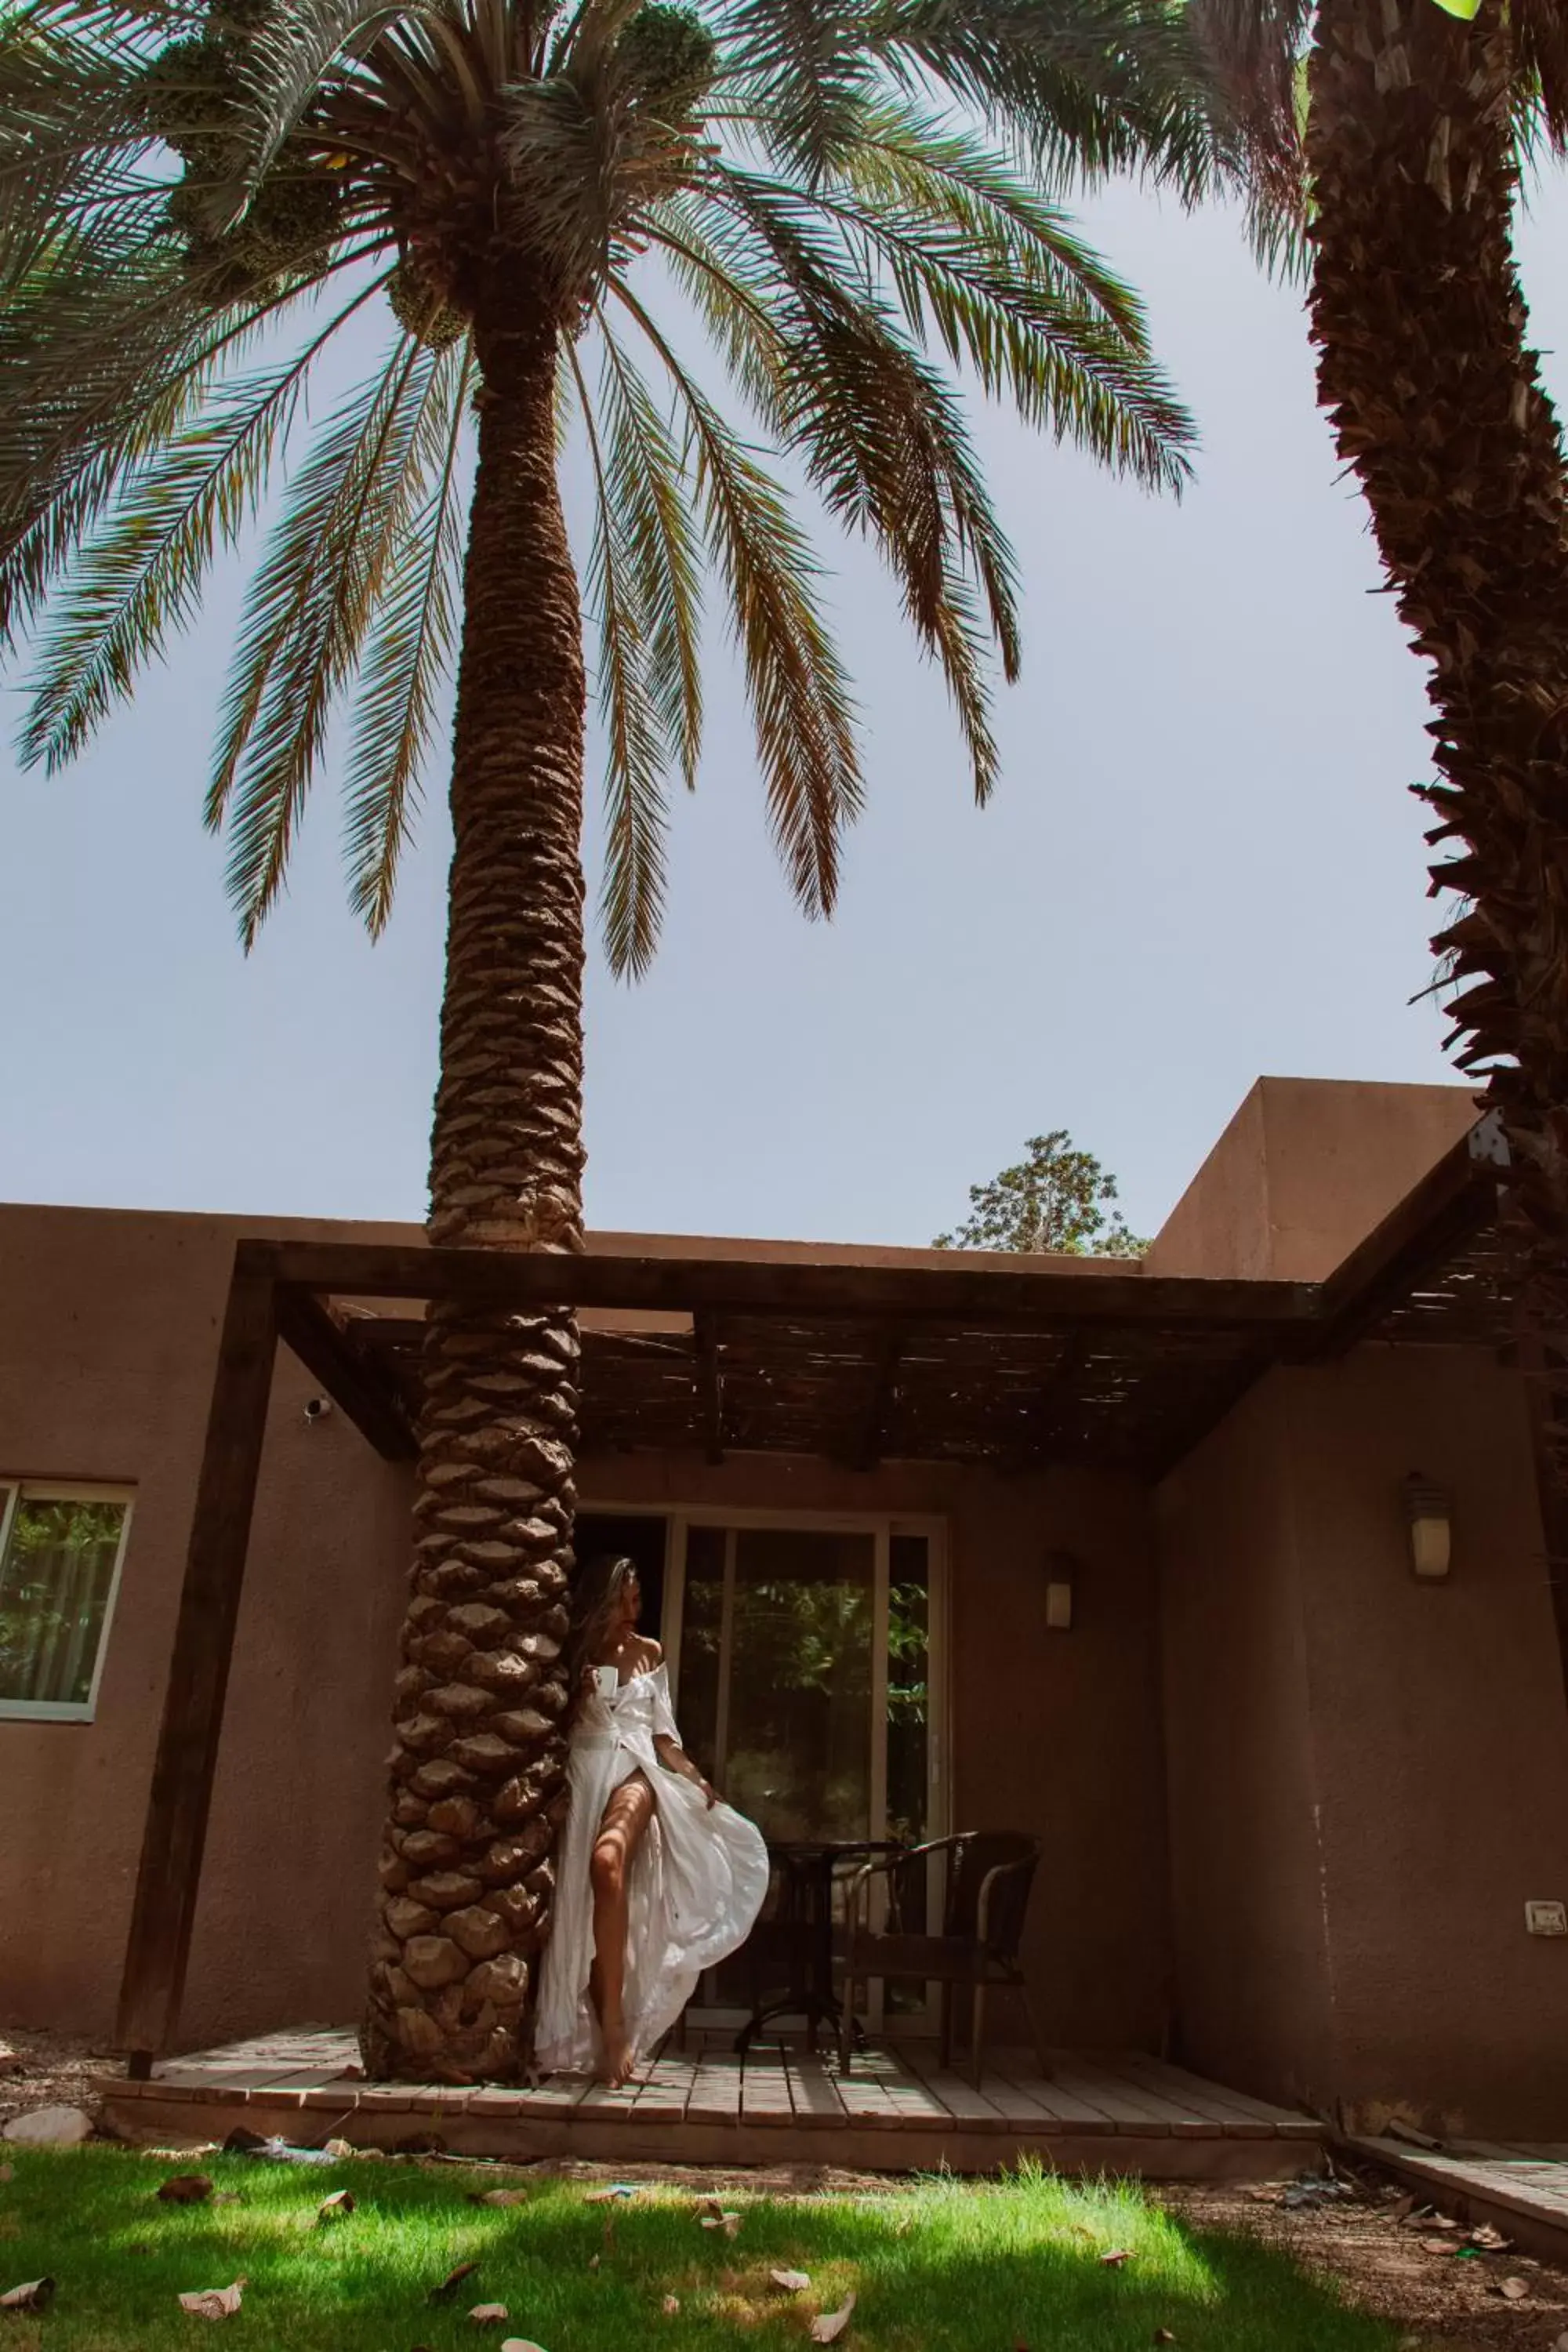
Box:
1306;0;1568;1470
362;288;586;2084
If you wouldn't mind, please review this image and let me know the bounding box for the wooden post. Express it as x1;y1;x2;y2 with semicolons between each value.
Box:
116;1250;278;2068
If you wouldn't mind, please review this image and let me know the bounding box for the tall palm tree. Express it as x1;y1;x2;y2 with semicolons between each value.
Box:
1;0;1210;2080
1192;0;1568;1451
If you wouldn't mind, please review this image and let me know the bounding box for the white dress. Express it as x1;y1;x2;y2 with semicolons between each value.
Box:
534;1662;770;2075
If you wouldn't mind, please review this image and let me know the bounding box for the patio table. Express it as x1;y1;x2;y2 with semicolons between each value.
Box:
735;1837;904;2056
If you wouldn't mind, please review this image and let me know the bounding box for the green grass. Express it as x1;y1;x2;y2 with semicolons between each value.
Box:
0;2145;1400;2350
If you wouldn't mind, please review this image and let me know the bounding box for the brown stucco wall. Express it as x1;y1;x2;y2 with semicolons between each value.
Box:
1;1201;1171;2054
0;1204;414;2047
1159;1347;1568;2136
1147;1076;1479;1282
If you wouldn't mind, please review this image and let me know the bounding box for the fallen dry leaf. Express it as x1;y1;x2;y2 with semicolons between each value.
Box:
1154;2332;1176;2346
700;2210;741;2237
0;2278;54;2314
468;2303;510;2325
662;2295;681;2315
471;2189;528;2209
770;2270;811;2293
1101;2249;1134;2267
158;2174;214;2205
1498;2278;1530;2302
1419;2238;1457;2256
430;2260;482;2303
587;2256;601;2272
584;2186;636;2205
318;2190;355;2223
0;2166;15;2186
498;2341;549;2352
810;2290;856;2345
1468;2223;1508;2250
177;2278;245;2319
1386;2194;1416;2221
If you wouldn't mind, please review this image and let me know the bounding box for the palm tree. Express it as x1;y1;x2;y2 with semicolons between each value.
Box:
1192;0;1568;1444
1;0;1210;2080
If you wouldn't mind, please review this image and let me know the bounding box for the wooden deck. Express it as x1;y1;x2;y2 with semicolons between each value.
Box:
96;2027;1325;2180
1354;2135;1568;2266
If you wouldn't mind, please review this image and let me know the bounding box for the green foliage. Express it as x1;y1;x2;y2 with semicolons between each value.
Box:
0;0;1219;969
0;2146;1401;2351
935;1127;1147;1256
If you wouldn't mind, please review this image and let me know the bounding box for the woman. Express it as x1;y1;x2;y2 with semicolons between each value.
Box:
535;1555;768;2086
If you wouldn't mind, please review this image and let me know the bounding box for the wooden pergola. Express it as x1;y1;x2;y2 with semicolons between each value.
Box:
115;1120;1515;2072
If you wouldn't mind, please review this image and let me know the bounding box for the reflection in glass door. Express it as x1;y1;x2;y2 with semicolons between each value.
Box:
668;1516;944;2020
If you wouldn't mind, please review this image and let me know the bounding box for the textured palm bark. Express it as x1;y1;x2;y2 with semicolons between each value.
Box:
361;274;586;2084
1306;0;1568;1476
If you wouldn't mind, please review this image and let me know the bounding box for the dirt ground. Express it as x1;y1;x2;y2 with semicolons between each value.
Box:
4;2024;1565;2347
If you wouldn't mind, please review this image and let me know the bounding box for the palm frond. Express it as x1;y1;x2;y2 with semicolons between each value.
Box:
571;335;670;978
597;325;705;791
868;0;1238;202
344;339;474;936
209;330;449;944
21;274;392;770
723;0;877;176
611;273;862;920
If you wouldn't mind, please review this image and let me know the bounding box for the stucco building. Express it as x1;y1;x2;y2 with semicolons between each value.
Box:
2;1075;1564;2141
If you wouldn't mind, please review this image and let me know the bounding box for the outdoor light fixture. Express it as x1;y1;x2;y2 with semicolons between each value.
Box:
1044;1551;1076;1631
1403;1475;1451;1581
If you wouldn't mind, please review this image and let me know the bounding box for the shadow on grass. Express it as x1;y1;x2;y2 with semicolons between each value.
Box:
0;2143;1403;2351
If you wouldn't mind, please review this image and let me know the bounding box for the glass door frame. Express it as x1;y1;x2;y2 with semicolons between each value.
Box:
580;1501;950;2035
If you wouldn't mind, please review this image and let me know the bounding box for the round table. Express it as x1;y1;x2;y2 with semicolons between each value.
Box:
735;1838;904;2054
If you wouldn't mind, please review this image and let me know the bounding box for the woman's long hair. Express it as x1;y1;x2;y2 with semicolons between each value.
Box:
566;1553;639;1711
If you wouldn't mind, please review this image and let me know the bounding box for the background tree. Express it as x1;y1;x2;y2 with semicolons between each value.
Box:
0;0;1213;2080
1191;0;1568;1474
934;1128;1146;1255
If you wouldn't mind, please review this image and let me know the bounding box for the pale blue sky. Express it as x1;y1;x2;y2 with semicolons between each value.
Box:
3;176;1564;1247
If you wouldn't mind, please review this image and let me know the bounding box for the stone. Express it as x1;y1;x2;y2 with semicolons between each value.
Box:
401;1936;470;1991
383;1895;440;1941
400;1830;460;1871
466;1650;535;1695
393;1792;429;1828
2;2105;93;2147
412;1759;477;1801
379;1853;412;1894
447;1905;511;1962
408;1871;485;1911
394;1712;448;1754
492;1775;549;1827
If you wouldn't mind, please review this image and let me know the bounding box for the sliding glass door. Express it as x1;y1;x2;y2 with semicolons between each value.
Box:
665;1513;946;2024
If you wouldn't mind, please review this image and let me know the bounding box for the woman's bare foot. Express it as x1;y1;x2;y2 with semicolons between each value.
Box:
597;2022;635;2089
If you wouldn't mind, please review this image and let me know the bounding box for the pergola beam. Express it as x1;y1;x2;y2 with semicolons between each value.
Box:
239;1236;1318;1334
116;1252;279;2071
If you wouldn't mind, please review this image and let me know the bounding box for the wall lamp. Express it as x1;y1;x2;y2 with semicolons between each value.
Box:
1044;1549;1076;1631
1403;1475;1451;1581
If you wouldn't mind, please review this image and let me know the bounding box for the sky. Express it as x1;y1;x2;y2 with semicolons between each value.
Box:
3;171;1566;1249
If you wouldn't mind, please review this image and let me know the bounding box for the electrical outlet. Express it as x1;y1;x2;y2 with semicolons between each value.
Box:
1526;1900;1567;1936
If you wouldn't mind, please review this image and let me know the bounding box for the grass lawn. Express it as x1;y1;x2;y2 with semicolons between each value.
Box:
0;2145;1403;2350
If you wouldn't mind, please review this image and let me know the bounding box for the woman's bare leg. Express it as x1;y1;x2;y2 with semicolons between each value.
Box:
588;1773;655;2087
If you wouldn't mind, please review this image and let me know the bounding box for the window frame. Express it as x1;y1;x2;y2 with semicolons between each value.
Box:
0;1480;136;1724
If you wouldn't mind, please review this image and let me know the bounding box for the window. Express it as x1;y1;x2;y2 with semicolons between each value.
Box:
0;1484;132;1721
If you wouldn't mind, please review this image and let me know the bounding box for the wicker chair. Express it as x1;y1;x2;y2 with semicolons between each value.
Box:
837;1831;1047;2087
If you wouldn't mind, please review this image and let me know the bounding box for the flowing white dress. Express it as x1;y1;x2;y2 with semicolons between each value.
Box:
534;1662;769;2075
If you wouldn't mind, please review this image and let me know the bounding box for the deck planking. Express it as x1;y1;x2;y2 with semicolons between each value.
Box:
93;2026;1323;2180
